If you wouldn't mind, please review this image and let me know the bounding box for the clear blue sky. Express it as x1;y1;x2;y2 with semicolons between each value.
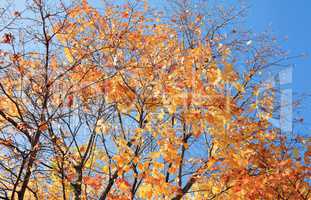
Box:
246;0;311;131
248;0;311;92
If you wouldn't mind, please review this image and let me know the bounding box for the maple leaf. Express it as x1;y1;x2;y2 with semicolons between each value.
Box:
83;175;102;190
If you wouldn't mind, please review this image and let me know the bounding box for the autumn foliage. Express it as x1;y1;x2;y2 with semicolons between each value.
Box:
0;0;309;199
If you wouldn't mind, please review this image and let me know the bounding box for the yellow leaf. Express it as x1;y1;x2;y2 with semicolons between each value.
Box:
223;63;238;81
293;147;300;159
102;166;109;174
212;186;221;194
64;48;73;63
233;82;245;93
150;152;161;159
138;184;153;199
153;162;164;169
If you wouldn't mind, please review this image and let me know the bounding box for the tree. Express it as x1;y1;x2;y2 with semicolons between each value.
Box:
0;0;309;199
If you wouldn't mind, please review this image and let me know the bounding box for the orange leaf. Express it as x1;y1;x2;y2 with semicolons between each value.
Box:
39;123;48;132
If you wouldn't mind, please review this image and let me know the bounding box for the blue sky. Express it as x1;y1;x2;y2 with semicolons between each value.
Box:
246;0;311;130
247;0;311;92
